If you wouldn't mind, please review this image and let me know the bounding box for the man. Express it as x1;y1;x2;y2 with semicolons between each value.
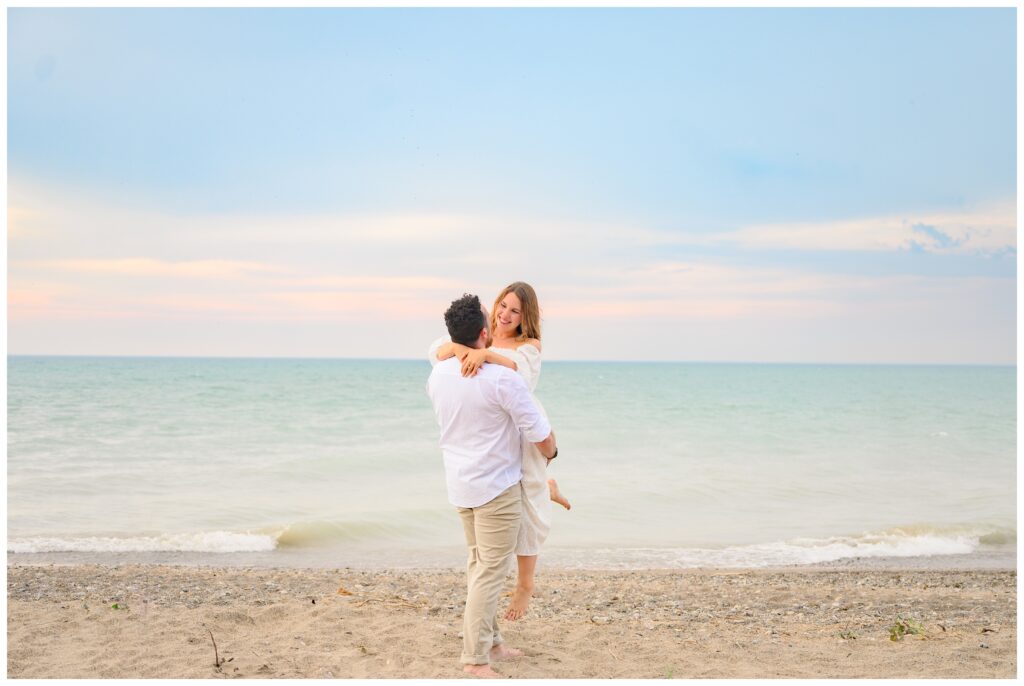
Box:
426;293;557;678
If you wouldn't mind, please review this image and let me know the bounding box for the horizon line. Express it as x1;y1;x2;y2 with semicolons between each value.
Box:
5;353;1016;368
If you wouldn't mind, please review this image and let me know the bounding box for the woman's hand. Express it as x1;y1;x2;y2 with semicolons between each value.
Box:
460;348;489;377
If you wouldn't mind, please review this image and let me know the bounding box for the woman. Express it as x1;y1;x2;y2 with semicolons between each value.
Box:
429;281;570;621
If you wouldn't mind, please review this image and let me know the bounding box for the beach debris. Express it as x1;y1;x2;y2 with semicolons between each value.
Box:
980;643;990;649
110;603;127;610
590;615;611;625
888;616;926;641
980;627;996;633
207;628;225;668
336;585;354;596
838;630;857;640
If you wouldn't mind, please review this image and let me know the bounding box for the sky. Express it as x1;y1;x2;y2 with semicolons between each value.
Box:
6;8;1017;363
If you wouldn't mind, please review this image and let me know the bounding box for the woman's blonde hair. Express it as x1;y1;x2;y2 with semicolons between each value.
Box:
490;281;541;341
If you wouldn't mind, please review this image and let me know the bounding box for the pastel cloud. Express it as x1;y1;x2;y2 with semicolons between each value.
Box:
653;204;1016;255
269;275;463;291
25;258;286;279
541;261;990;323
7;179;1015;363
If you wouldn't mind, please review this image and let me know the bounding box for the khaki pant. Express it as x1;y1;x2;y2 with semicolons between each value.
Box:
456;482;522;665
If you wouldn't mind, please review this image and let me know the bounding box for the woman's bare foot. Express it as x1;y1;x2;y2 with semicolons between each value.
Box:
503;583;534;621
548;478;571;510
463;664;503;678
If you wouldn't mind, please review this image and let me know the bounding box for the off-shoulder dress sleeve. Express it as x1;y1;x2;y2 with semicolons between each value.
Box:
514;343;542;392
428;335;451;367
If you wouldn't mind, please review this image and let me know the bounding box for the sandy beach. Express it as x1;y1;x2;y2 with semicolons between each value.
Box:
6;561;1015;678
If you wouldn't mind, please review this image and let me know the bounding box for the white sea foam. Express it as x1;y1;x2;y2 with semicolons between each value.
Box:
707;530;979;567
7;531;277;554
554;525;1012;569
8;523;1012;570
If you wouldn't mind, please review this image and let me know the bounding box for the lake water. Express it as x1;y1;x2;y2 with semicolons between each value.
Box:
7;356;1016;569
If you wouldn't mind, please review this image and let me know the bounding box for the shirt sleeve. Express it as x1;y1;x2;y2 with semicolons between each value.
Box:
497;371;551;443
427;334;451;368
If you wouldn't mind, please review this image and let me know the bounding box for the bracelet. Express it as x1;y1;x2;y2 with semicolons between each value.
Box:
550;447;558;460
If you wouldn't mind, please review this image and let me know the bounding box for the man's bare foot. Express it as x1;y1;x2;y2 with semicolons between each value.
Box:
504;583;533;621
548;478;571;510
490;643;524;661
463;664;503;678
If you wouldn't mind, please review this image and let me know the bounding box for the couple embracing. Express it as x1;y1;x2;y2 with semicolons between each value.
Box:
426;283;570;678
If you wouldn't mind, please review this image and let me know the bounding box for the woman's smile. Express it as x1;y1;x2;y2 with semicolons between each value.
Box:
496;293;523;335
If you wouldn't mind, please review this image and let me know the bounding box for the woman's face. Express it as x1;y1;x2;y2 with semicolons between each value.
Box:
495;291;523;335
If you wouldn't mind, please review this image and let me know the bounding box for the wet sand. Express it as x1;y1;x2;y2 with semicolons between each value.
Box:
6;562;1016;678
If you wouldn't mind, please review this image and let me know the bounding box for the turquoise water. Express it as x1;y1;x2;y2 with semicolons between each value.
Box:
7;356;1016;568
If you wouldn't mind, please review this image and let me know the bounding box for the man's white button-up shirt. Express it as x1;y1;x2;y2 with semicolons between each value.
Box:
427;357;551;508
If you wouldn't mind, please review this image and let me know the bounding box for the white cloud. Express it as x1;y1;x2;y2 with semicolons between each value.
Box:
21;258;286;279
644;204;1016;255
7;178;1016;363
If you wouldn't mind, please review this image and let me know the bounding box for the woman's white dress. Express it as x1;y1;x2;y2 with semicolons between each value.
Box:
429;337;551;556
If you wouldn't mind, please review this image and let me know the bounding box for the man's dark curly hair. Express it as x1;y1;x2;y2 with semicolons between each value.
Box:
444;293;487;346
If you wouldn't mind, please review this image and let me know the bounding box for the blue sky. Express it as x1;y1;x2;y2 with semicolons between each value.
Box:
7;8;1017;363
